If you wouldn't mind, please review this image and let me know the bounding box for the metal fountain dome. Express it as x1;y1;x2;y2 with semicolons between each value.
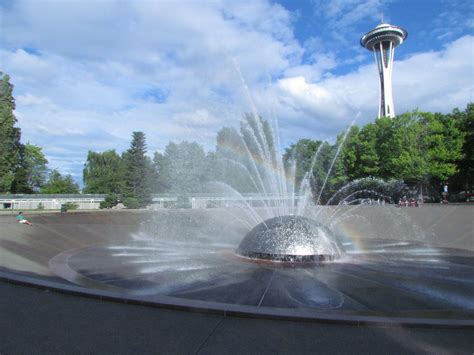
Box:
236;215;344;263
360;22;408;50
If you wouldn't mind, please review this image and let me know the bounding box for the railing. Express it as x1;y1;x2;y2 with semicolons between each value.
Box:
0;193;306;210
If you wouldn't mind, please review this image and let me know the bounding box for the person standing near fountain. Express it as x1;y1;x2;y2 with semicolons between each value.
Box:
16;212;32;226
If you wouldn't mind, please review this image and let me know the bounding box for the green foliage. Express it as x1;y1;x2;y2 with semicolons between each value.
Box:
123;197;140;209
41;169;80;194
283;106;466;203
157;141;208;194
212;115;278;194
63;202;79;210
214;126;255;193
12;143;48;193
123;132;153;207
283;137;352;204
283;139;323;188
339;125;360;180
240;113;276;166
100;193;121;209
357;123;380;177
83;150;124;194
0;73;22;192
338;110;463;186
0;74;50;194
450;104;474;191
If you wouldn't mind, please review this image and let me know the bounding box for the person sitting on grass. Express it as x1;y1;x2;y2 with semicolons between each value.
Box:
16;211;32;226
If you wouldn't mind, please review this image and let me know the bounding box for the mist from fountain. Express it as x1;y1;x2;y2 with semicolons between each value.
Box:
45;71;474;319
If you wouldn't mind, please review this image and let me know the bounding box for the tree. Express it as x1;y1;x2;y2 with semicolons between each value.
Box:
283;139;322;189
158;141;207;194
214;126;256;193
450;103;474;192
283;138;349;204
240;113;276;166
100;193;121;209
378;113;427;184
41;169;80;194
418;111;464;188
357;123;380;177
0;73;22;192
83;150;124;194
123;132;153;207
339;125;361;181
12;143;48;193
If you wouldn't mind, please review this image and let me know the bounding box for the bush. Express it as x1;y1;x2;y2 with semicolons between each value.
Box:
63;202;79;210
100;193;120;209
123;197;140;209
37;202;45;210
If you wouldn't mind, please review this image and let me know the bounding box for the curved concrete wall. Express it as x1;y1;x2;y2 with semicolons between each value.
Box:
0;205;472;276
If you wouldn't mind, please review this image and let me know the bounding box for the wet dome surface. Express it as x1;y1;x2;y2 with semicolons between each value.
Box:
236;215;343;262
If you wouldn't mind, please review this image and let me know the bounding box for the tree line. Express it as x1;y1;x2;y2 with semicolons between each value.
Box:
0;73;79;195
284;106;472;203
82;107;472;207
1;72;472;206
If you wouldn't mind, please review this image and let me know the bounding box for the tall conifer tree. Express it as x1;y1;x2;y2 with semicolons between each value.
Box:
123;132;153;207
0;73;22;192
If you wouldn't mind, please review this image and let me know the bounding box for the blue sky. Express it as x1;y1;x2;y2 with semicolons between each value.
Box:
0;0;472;183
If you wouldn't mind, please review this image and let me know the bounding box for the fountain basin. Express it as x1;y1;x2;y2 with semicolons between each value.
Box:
1;209;474;324
236;215;343;263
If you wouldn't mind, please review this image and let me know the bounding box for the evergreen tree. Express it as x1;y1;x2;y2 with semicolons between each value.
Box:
123;132;153;207
0;73;22;192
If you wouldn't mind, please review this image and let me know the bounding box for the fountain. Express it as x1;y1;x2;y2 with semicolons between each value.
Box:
39;114;474;324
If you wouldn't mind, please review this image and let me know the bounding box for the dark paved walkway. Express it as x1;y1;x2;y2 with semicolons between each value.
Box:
1;280;473;354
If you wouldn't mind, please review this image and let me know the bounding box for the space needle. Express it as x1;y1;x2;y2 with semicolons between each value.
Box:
361;22;408;118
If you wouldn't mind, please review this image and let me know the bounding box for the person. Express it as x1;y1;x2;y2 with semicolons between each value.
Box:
442;183;449;204
16;211;32;225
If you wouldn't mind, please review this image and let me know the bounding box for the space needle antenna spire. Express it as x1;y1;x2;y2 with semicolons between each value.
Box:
360;21;407;118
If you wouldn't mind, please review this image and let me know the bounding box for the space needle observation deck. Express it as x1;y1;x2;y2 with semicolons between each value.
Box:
361;23;408;118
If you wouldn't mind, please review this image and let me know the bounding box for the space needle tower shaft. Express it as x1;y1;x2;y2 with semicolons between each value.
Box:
361;23;407;118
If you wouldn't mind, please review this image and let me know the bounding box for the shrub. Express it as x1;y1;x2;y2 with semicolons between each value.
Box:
63;202;79;210
123;197;140;209
100;193;120;209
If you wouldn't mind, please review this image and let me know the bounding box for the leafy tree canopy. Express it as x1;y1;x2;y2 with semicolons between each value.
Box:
12;143;48;193
83;150;124;194
41;169;80;194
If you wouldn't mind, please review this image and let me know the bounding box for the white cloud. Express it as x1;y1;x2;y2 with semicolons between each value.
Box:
255;35;473;146
0;1;472;182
